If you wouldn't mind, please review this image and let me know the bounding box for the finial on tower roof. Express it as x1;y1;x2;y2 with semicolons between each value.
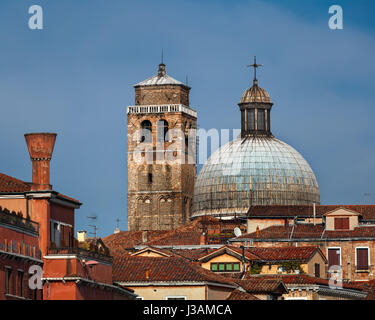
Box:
158;49;166;77
246;55;263;85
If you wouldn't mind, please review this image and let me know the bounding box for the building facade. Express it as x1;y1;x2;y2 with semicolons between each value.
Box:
0;133;136;300
127;62;197;231
0;207;43;300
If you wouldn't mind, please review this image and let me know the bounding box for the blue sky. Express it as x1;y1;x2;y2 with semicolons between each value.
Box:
0;0;374;237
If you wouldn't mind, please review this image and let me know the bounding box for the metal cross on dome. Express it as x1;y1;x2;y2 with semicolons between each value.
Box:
246;55;263;82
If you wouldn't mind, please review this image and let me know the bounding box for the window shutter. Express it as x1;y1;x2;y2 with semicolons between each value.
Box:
342;218;349;230
357;248;369;270
328;248;340;267
334;218;349;230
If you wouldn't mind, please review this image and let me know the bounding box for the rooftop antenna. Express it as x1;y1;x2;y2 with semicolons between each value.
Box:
87;215;98;239
365;193;372;204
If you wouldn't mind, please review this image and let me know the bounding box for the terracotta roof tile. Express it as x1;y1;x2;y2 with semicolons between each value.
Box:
238;224;375;240
247;246;324;262
102;230;170;252
236;278;287;294
0;173;30;193
247;205;375;221
112;255;237;287
145;216;243;246
243;274;363;291
226;289;260;300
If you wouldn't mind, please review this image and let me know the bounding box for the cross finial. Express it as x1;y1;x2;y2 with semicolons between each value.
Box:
158;49;166;76
246;55;263;85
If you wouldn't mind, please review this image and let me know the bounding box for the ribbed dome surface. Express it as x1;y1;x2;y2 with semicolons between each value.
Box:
192;136;320;218
240;83;272;104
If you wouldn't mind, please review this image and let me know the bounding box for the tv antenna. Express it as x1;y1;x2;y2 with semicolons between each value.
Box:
87;215;98;239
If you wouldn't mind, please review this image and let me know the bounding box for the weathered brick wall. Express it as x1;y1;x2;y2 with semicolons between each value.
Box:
127;84;196;231
135;85;190;106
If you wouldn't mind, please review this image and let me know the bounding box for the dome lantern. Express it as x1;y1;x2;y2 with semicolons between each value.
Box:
239;56;273;138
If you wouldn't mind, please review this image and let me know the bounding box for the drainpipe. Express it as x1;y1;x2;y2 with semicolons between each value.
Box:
313;203;316;226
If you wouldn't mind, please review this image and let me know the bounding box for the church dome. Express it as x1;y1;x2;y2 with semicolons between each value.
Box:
192;136;320;218
192;56;320;219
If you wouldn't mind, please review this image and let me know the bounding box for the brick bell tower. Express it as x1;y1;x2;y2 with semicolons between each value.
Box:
127;59;197;231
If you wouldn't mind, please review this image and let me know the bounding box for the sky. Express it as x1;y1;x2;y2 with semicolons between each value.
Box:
0;0;374;237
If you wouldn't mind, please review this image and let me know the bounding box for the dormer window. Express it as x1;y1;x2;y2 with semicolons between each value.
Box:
334;217;349;230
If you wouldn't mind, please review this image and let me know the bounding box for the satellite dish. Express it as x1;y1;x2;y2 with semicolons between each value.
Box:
234;227;242;237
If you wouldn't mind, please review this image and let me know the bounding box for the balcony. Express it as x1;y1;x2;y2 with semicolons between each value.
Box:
46;247;113;264
0;208;39;234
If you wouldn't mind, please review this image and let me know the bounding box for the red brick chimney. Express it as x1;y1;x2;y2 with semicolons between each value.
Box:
24;133;57;191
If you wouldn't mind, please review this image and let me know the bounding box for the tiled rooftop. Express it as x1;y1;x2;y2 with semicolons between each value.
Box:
235;224;375;241
112;255;236;287
246;205;375;221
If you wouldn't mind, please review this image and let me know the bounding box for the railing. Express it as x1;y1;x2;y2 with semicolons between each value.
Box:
0;210;39;234
47;247;113;264
0;239;41;260
127;104;197;118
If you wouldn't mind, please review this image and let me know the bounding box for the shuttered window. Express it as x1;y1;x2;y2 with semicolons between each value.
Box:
356;248;369;271
210;262;241;272
328;248;341;268
334;218;349;230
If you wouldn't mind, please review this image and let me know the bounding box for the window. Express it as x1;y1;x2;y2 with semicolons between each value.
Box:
5;267;12;295
157;120;169;142
314;263;320;278
50;221;61;248
334;217;349;230
328;248;341;268
356;248;369;271
148;173;153;184
141;120;152;143
257;109;265;131
247;109;255;131
210;262;241;272
17;270;24;297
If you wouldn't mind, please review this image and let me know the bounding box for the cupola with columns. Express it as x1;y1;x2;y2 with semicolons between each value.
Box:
238;56;274;138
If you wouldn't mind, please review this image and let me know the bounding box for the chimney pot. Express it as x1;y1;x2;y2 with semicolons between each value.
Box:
24;133;57;190
77;230;87;242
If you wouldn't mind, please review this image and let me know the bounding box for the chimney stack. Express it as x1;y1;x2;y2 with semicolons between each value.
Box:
24;133;57;191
